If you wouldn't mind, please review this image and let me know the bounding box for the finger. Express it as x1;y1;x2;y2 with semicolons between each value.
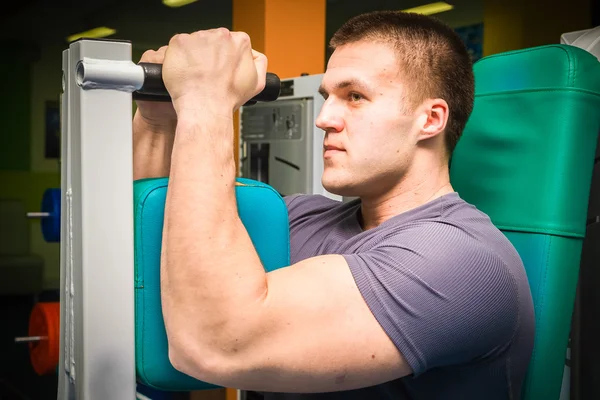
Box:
251;49;266;63
252;49;266;59
252;49;268;91
155;46;168;60
139;49;156;63
139;46;168;63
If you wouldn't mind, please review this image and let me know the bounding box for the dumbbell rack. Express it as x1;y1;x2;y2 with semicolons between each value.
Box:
57;37;137;399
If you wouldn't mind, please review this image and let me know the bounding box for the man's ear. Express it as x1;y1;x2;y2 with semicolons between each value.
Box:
418;98;449;141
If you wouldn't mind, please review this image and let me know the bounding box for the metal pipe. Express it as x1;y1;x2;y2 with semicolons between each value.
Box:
27;212;51;218
15;336;48;343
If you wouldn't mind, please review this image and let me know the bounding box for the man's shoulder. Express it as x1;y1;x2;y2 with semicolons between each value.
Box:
369;193;533;334
367;192;495;243
438;194;526;270
366;193;527;287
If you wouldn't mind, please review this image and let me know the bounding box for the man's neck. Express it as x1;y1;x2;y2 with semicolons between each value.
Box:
359;162;453;231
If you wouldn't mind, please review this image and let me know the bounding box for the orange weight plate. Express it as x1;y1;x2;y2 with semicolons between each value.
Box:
28;302;60;375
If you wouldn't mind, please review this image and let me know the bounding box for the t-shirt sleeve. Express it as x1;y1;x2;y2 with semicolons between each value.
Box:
343;221;520;376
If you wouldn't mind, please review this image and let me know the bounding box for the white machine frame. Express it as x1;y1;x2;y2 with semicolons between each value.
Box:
58;38;136;399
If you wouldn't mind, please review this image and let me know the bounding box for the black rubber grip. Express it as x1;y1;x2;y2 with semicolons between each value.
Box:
133;62;281;105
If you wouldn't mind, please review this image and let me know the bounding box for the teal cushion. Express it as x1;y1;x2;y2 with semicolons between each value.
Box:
133;177;290;391
451;44;600;399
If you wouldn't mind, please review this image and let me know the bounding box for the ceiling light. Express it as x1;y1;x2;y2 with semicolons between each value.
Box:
67;27;116;43
402;2;454;15
162;0;199;7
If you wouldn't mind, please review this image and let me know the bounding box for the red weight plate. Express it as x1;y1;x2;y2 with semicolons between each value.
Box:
28;302;60;375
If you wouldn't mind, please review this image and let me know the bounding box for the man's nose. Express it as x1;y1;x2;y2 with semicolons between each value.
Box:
315;100;343;133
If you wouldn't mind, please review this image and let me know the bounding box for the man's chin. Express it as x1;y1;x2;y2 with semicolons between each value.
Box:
322;179;357;198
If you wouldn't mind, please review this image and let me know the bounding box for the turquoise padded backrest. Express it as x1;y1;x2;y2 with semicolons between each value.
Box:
133;177;290;391
450;44;600;399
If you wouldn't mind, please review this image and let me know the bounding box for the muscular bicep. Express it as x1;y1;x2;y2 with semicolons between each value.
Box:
205;222;519;393
229;254;411;393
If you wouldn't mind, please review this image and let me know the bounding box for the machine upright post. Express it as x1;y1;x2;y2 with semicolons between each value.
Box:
57;38;136;400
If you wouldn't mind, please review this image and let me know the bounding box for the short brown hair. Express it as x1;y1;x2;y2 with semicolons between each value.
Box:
330;11;475;156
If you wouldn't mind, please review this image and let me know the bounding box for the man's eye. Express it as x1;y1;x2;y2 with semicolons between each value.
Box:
350;92;362;102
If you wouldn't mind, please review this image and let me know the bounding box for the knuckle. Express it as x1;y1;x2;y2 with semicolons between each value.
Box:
215;27;230;37
237;32;251;45
169;33;188;46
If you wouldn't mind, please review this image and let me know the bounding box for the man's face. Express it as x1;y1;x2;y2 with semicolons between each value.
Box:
316;40;421;199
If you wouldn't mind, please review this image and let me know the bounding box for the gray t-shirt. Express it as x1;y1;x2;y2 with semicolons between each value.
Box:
258;192;535;400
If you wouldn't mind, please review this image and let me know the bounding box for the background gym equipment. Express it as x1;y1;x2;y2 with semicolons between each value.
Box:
27;188;61;243
14;302;60;376
449;44;600;400
559;25;600;400
238;74;341;200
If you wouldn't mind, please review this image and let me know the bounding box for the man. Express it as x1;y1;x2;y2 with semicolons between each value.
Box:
133;10;535;399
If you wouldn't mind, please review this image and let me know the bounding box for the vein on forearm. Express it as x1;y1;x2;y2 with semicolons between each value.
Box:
132;117;175;180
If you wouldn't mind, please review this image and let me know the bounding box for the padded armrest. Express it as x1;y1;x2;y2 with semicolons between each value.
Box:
133;177;290;391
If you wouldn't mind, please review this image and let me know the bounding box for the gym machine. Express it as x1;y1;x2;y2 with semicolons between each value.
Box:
19;37;281;399
239;74;342;201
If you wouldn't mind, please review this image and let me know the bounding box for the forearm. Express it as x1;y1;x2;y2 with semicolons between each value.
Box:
133;113;176;180
160;109;267;359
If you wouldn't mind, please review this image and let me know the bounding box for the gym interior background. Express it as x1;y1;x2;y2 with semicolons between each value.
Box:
0;0;598;399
